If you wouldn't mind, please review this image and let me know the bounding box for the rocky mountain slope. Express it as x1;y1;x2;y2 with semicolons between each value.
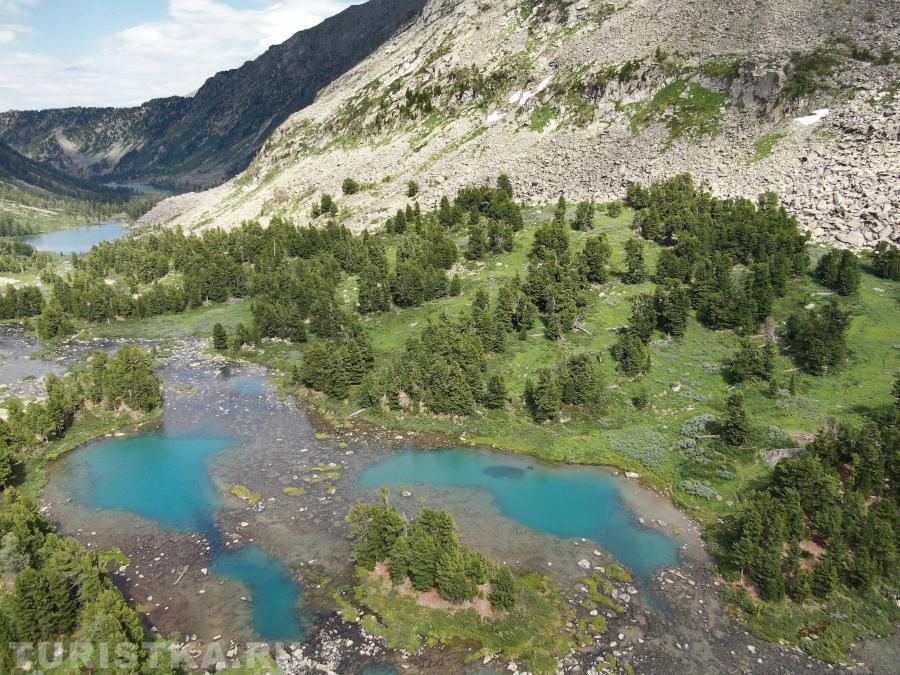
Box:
0;141;129;202
141;0;899;248
0;0;427;190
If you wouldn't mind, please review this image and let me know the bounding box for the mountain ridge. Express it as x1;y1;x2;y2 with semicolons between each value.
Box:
0;0;428;190
0;141;131;203
140;0;900;248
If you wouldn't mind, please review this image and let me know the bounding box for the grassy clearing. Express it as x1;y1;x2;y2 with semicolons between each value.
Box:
630;80;727;148
742;592;897;664
530;104;559;131
79;301;253;340
356;569;571;674
752;132;784;162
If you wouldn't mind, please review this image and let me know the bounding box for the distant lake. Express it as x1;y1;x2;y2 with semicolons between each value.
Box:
23;220;130;254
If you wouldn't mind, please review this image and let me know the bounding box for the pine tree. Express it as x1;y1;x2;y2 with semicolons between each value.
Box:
560;353;604;405
466;218;488;260
571;201;594;231
611;329;651;377
490;565;517;611
212;323;228;350
388;535;412;582
552;195;567;227
526;368;561;422
436;549;476;603
722;393;750;446
623;238;646;284
484;374;508;409
654;282;690;338
579;235;611;283
448;274;461;296
628;293;657;342
497;173;514;198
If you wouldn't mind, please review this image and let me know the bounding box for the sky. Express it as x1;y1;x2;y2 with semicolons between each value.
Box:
0;0;357;111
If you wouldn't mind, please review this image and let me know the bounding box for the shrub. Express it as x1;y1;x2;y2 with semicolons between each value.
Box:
342;177;360;195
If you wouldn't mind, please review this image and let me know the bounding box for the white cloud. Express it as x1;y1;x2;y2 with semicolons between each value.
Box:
0;0;38;16
0;22;28;43
0;0;356;110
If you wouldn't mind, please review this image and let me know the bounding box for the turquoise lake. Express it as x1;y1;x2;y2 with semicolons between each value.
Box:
57;430;307;641
357;449;680;579
23;219;130;254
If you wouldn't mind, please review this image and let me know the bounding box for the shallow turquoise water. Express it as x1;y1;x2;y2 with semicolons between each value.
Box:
357;449;680;579
227;375;268;396
22;220;129;254
61;432;232;532
211;545;304;641
57;430;307;640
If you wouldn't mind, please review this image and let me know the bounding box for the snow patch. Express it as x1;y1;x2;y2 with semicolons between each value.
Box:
509;90;523;104
794;108;830;126
487;111;506;124
535;75;553;94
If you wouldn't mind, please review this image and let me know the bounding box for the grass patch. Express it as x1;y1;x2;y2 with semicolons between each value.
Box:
356;569;572;674
530;104;559;132
78;301;253;341
282;486;306;497
752;132;784;162
229;484;262;505
742;593;898;664
630;80;727;148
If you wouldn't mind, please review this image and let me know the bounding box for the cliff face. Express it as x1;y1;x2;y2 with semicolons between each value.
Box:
140;0;900;248
0;0;428;190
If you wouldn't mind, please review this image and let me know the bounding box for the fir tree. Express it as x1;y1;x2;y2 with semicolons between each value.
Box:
490;565;517;611
722;393;750;446
526;368;562;422
484;374;508;409
623;238;646;284
579;235;611;284
611;329;651;377
212;323;228;350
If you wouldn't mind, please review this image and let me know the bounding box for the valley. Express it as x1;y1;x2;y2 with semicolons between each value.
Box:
0;1;897;674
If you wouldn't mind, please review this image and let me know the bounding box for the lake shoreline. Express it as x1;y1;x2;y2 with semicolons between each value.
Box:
37;340;870;673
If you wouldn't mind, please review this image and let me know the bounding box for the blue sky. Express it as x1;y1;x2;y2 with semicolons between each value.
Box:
0;0;356;111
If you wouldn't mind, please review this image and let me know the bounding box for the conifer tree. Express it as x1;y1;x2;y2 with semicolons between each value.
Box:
628;293;657;342
212;323;228;350
611;329;651;377
654;281;690;338
579;235;611;284
722;393;750;446
490;565;517;611
525;368;562;422
484;374;508;409
465;218;488;260
560;353;604;405
571;201;594;231
623;238;646;284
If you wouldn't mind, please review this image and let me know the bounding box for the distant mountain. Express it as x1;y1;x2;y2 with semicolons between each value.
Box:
0;141;130;203
0;0;428;190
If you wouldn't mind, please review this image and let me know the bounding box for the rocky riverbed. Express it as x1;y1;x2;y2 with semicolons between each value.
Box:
33;340;896;674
